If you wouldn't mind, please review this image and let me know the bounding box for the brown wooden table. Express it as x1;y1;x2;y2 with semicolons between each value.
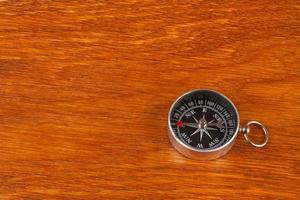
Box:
0;1;299;199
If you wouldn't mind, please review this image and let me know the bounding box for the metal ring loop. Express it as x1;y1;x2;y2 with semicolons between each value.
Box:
243;121;269;148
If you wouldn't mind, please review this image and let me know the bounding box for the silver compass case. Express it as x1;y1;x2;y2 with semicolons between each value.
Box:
168;89;240;160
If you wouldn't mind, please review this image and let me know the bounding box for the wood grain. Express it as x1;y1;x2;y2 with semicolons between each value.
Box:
0;0;299;199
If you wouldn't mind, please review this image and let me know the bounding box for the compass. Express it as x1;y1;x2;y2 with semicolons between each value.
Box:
168;89;269;160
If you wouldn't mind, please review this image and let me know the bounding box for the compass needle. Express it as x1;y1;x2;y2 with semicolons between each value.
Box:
200;130;203;142
192;116;199;123
190;129;201;137
183;122;199;129
206;127;217;131
208;119;215;124
203;129;212;139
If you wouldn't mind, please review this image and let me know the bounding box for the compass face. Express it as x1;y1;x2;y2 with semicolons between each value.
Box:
169;90;239;151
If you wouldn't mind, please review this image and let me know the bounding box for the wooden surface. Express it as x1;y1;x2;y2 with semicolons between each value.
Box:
0;1;299;199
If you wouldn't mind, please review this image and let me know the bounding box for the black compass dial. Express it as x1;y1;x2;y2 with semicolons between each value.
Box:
169;90;239;150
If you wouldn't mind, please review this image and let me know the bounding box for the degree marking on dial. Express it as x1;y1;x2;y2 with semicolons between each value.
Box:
221;106;229;114
182;101;189;109
176;109;182;114
213;99;219;109
193;98;198;106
